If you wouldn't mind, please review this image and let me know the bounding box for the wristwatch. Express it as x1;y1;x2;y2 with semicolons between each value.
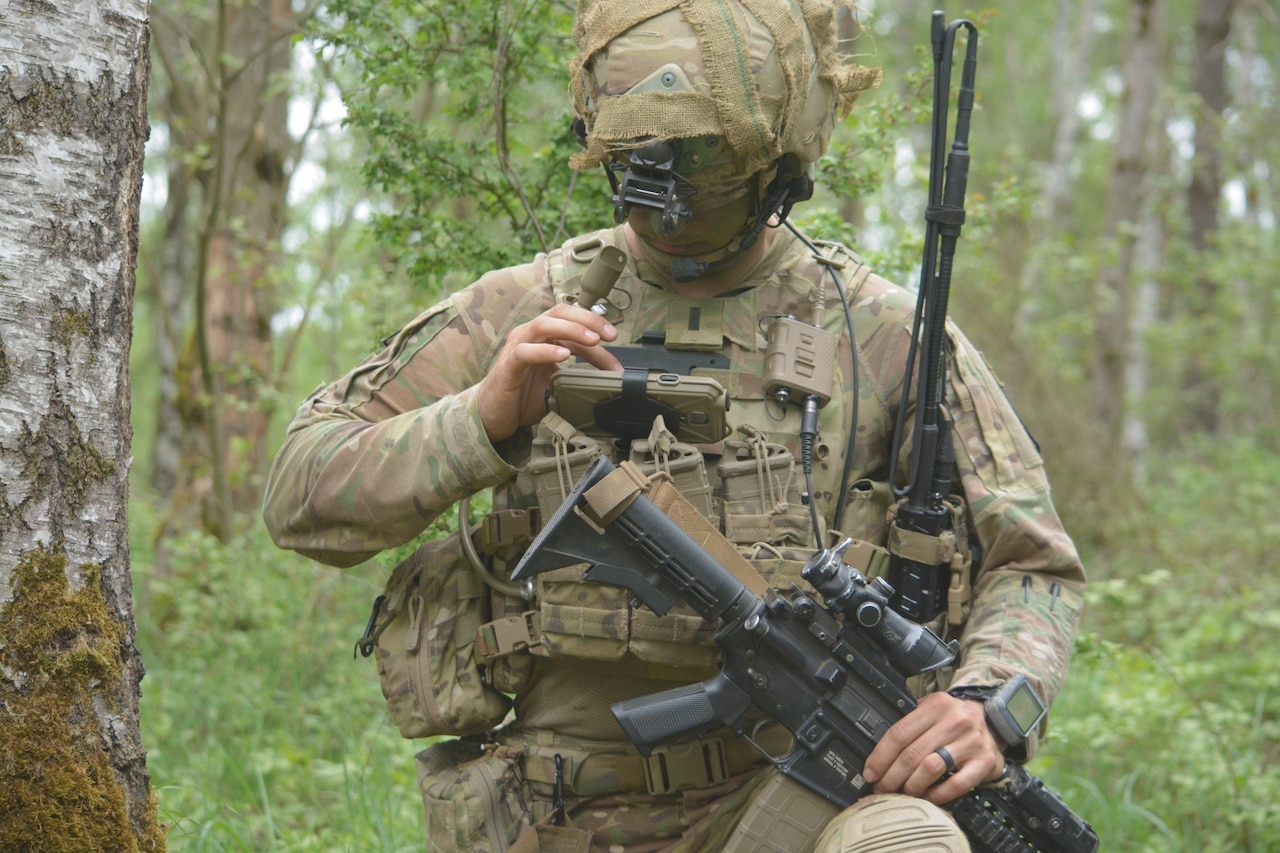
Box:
948;673;1048;751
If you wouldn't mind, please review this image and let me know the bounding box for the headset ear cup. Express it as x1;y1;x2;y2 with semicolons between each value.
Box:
572;117;588;148
791;172;815;203
777;153;814;202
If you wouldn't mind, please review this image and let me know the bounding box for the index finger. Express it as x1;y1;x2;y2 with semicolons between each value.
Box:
545;302;619;340
570;339;623;372
543;303;621;371
863;706;938;783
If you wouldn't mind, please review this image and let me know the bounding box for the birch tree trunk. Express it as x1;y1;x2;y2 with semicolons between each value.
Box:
1088;0;1165;464
1183;0;1237;434
0;0;164;848
1043;0;1100;230
1014;0;1099;332
1231;0;1273;435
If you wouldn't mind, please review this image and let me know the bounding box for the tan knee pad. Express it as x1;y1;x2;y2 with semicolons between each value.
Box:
813;793;970;853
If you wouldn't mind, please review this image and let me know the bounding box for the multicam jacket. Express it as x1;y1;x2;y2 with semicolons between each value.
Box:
262;225;1085;752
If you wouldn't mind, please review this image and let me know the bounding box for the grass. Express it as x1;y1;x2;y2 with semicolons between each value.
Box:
132;501;426;852
130;437;1280;852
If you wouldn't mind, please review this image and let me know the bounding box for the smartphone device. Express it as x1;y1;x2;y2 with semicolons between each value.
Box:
547;368;729;444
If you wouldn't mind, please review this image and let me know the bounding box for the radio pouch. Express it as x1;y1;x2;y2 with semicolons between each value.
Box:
356;529;513;739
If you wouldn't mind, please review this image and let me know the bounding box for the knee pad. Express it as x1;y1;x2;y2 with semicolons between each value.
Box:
813;793;970;853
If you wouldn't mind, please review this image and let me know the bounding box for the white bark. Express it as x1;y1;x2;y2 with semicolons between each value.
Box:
0;0;148;594
1042;0;1100;228
0;0;157;844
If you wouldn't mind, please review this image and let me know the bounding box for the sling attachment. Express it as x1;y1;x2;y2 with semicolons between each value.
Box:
552;753;567;826
354;594;386;658
947;547;972;626
579;460;651;529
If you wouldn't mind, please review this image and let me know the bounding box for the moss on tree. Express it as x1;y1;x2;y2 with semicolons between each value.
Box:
0;546;166;852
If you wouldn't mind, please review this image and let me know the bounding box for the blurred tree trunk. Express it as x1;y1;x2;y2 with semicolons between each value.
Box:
147;1;204;503
1089;0;1165;466
1124;197;1167;487
0;0;164;849
150;123;195;501
1015;0;1099;331
152;0;296;540
1042;0;1099;230
1183;0;1238;434
1230;0;1274;436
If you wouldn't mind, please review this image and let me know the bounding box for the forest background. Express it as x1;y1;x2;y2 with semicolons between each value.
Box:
128;0;1278;850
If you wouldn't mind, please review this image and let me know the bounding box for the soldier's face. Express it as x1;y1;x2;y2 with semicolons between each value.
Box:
626;174;758;261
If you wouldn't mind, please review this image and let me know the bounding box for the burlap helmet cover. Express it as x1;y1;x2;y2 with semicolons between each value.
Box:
571;0;881;176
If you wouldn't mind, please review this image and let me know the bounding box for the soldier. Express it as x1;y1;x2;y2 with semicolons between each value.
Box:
263;1;1086;851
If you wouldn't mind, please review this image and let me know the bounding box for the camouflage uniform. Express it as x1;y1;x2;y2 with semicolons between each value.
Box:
262;225;1085;852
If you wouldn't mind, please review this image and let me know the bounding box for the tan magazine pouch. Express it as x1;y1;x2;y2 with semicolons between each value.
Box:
357;530;512;738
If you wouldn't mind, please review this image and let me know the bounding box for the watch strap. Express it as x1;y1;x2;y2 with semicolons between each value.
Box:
946;684;999;702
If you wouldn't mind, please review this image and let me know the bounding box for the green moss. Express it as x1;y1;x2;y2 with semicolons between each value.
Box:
51;309;92;350
18;398;117;514
0;546;166;852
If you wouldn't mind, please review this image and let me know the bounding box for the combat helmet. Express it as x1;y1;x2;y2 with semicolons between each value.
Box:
570;0;880;278
570;0;879;177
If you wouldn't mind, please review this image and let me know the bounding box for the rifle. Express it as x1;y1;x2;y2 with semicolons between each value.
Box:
512;457;1099;853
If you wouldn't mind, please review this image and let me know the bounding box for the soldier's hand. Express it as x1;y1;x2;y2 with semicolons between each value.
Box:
861;691;1006;805
477;303;621;443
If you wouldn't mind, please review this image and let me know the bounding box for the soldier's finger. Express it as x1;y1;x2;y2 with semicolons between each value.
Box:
516;315;606;350
899;744;964;799
924;761;992;806
563;339;623;372
869;732;950;795
530;304;618;342
863;705;944;785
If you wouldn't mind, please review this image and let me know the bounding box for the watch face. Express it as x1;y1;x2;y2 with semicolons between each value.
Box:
1005;681;1047;733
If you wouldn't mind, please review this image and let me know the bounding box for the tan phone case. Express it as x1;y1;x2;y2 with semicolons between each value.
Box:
547;368;729;444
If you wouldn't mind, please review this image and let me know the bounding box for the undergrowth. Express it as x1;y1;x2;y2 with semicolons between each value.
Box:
131;437;1280;851
132;499;426;852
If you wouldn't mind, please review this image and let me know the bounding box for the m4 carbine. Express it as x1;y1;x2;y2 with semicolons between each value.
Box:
512;457;1099;853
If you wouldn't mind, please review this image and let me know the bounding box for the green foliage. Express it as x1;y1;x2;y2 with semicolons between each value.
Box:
1039;435;1280;852
132;501;425;852
315;0;607;295
799;51;934;286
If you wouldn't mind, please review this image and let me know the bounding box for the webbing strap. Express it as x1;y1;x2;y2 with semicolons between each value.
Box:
581;460;772;598
580;461;649;528
647;475;772;599
888;524;959;565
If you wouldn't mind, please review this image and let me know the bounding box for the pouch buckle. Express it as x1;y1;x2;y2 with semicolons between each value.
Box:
475;611;543;663
643;738;729;795
479;509;540;558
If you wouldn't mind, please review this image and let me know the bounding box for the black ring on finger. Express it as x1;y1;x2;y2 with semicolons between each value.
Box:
934;746;956;774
